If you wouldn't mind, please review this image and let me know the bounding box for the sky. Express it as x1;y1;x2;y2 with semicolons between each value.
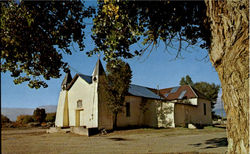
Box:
1;1;223;109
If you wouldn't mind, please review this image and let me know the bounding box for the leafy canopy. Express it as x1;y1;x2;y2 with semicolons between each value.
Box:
194;82;220;105
33;108;46;123
1;1;211;88
179;75;194;86
104;59;132;114
90;1;210;60
0;1;94;88
1;114;11;123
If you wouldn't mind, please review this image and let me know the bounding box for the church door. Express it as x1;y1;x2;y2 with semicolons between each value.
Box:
75;110;80;126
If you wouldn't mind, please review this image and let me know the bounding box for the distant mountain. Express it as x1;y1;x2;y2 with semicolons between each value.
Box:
37;105;57;113
1;105;57;122
213;108;226;118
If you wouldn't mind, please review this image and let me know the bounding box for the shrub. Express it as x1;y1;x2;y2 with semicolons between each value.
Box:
16;115;34;124
33;108;46;123
1;114;11;123
45;112;56;122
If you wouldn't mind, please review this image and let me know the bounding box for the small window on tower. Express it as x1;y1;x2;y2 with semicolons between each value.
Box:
77;100;82;108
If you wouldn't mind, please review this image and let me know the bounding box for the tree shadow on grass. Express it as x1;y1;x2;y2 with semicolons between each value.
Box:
189;137;228;149
203;137;228;149
108;137;129;141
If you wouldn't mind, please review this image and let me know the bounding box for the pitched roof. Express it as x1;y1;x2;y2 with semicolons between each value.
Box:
61;71;72;88
160;85;207;101
78;74;92;84
92;58;105;77
128;84;162;100
64;59;161;100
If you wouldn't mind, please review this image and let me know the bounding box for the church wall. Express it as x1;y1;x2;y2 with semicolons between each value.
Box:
174;98;212;127
143;100;158;127
116;96;144;127
55;90;67;127
68;77;98;128
157;101;175;128
97;77;113;130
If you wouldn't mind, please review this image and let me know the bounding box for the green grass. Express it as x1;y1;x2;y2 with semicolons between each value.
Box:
102;126;226;137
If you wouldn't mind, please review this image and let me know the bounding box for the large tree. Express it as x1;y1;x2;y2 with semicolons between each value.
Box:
205;1;248;153
0;1;94;88
1;0;248;152
91;1;249;153
103;59;132;129
179;75;194;86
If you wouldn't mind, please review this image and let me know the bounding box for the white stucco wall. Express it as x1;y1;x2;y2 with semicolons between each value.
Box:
157;102;175;128
67;77;98;128
55;90;66;127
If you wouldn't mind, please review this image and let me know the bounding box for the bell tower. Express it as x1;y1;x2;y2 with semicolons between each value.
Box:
92;57;105;83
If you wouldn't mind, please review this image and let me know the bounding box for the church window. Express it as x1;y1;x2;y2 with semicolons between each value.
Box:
203;103;206;115
126;102;130;117
77;100;82;108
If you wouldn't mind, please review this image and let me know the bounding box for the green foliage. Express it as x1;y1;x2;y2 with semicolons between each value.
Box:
0;1;94;88
16;115;34;124
194;82;220;109
33;108;46;123
179;75;194;86
1;114;11;123
45;112;56;122
156;101;173;127
91;1;210;60
179;75;220;110
103;59;132;128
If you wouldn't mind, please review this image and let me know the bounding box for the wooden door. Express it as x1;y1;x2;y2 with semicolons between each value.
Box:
75;110;80;126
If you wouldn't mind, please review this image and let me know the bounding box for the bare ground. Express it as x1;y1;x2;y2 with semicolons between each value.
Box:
1;127;227;154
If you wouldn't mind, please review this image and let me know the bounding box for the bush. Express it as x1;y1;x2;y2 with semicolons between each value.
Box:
1;114;11;123
33;108;46;123
16;115;34;124
45;112;56;122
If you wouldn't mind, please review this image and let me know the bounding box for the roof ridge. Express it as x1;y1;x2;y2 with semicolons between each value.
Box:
188;85;198;98
78;73;92;77
130;83;158;90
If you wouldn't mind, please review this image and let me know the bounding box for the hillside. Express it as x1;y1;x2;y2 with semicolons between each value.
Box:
1;105;57;121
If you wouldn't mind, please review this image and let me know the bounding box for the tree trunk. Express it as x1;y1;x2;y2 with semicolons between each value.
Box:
205;0;249;153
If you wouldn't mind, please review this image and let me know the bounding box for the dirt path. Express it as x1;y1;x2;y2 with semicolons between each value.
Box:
1;127;227;154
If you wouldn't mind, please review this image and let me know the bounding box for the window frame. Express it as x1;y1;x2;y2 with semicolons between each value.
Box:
126;102;130;117
203;103;206;115
77;100;83;109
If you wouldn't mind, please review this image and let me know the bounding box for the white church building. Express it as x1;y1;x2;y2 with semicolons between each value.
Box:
55;59;212;135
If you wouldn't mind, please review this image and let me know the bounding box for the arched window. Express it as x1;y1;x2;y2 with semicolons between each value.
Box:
77;100;82;108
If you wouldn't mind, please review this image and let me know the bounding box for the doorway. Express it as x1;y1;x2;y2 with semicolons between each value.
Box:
75;110;80;126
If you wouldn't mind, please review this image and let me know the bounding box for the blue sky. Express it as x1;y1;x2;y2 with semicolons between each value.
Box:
1;1;222;109
2;40;221;108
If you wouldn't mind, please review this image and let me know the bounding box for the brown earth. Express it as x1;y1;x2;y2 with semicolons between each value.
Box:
1;127;227;154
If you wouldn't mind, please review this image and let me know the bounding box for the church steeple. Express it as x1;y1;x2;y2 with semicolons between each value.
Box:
92;58;105;80
61;70;72;90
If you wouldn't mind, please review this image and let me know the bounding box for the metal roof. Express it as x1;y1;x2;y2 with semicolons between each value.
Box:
170;86;179;93
160;85;208;100
178;90;187;99
78;74;92;84
128;84;162;100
